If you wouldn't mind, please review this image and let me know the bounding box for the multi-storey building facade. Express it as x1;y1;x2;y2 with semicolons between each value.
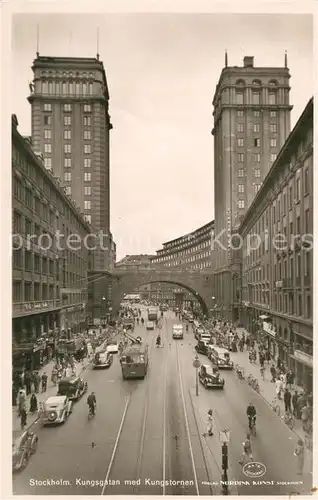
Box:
240;98;313;391
211;54;292;321
150;221;214;309
27;54;115;321
12;114;90;371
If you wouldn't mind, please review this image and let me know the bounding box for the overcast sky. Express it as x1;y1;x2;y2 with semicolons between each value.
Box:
12;13;313;259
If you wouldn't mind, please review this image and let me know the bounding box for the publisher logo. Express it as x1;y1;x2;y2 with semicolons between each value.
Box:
243;462;267;478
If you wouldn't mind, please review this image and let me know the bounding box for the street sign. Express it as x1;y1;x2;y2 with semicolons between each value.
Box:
193;358;201;369
219;429;230;443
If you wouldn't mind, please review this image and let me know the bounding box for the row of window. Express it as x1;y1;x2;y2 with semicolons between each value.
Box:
237;168;261;178
236;91;278;106
237;123;277;134
41;81;94;96
45;129;92;141
237;153;277;163
43;110;91;127
237;110;277;118
44;103;92;114
44;144;93;155
13;281;57;303
155;241;212;261
245;290;311;319
237;137;277;148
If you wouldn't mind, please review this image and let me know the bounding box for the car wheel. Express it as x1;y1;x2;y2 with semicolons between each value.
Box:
204;380;208;389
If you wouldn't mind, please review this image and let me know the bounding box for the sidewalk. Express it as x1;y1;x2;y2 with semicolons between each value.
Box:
230;344;312;473
12;358;89;441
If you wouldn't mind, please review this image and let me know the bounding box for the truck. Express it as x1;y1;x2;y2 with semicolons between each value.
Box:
147;307;158;322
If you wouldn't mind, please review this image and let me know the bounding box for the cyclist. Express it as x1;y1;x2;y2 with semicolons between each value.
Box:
87;391;96;416
246;402;256;430
156;335;161;347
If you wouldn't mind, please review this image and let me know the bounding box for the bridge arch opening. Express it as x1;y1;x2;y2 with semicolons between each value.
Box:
123;280;209;317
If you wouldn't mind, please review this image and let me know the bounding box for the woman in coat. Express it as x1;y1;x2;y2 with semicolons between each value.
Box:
29;393;38;413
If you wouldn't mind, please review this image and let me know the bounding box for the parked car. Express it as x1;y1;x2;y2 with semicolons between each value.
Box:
195;340;210;355
12;430;38;472
198;364;225;389
146;321;155;330
42;396;73;426
57;376;88;401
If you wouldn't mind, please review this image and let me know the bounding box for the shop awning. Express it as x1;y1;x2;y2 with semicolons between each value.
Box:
259;315;270;320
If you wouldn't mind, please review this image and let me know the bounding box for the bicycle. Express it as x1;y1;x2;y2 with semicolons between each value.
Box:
270;398;281;416
283;411;295;430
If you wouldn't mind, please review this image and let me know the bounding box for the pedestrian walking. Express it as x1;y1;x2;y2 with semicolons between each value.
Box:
260;364;265;381
239;434;253;465
20;408;27;431
292;391;299;417
265;350;271;364
275;378;283;400
29;393;38;413
294;439;305;475
33;371;41;393
41;372;48;392
284;389;292;413
270;364;276;382
24;371;32;395
17;389;26;417
206;409;214;436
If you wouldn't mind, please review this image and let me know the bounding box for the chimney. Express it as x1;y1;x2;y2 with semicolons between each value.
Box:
243;56;254;68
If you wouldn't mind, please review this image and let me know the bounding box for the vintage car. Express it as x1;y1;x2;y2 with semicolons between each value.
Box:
57;376;88;401
93;351;113;368
106;342;119;354
198;364;225;389
42;395;73;425
195;340;210;355
146;321;155;330
12;430;38;472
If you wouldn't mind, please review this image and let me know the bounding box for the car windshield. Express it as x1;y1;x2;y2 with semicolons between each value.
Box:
123;353;145;363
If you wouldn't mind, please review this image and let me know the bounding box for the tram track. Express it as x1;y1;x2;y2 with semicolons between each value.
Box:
100;322;160;495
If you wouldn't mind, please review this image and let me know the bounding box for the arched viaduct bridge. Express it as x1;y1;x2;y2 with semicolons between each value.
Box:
108;264;217;317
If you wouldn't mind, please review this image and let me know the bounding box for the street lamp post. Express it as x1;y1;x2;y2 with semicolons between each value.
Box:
193;353;201;396
220;429;230;495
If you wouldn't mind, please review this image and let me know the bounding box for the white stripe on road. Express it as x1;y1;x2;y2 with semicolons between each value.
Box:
176;347;200;495
100;395;130;495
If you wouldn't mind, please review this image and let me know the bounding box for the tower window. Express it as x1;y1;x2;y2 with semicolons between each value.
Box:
237;123;244;133
44;144;52;153
238;169;244;177
237;138;244;147
84;116;91;126
64;144;71;154
270;138;277;147
84;104;91;112
236;93;243;105
63;104;72;112
84;172;91;182
44;103;52;112
84;145;91;154
64;130;71;140
254;168;261;177
270;110;277;118
84;186;91;195
238;153;244;163
254;138;260;147
270;153;277;163
269;92;277;105
64;116;71;126
44;116;52;126
237;110;244;117
84;158;91;168
253;154;261;163
270;123;277;133
64;158;71;168
253;124;260;133
238;184;245;193
84;200;91;210
65;186;71;196
44;129;52;139
252;92;260;105
254;111;260;117
84;130;91;140
238;200;245;209
44;158;52;169
64;172;72;182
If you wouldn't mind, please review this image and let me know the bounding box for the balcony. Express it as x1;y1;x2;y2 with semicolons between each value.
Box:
13;299;61;318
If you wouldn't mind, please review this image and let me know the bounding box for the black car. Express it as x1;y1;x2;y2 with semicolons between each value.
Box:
198;364;225;389
195;340;209;355
57;376;88;401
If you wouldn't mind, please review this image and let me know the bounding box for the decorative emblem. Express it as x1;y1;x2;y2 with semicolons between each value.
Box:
243;462;267;478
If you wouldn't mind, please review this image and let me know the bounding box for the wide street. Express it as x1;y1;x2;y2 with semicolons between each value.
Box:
13;308;312;496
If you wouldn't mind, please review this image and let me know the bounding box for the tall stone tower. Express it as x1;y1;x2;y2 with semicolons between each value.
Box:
211;54;292;321
28;55;115;320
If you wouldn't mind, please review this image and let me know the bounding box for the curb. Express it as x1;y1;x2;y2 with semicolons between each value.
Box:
13;360;91;441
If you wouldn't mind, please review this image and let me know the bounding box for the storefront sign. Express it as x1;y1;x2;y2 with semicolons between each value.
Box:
263;321;276;337
24;301;49;311
293;350;313;368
